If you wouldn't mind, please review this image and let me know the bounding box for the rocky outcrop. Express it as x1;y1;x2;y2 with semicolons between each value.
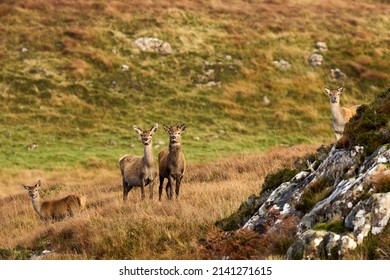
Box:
215;90;390;259
239;143;390;259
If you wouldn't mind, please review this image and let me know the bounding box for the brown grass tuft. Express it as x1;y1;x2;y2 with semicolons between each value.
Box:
370;166;390;193
61;37;80;54
64;27;94;42
360;70;389;80
201;215;298;260
66;58;90;78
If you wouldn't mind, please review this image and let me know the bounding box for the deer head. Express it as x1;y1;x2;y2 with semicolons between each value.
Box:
325;87;344;104
23;180;41;199
163;124;186;145
133;123;158;146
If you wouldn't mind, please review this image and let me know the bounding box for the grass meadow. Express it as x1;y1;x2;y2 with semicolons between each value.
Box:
0;145;316;259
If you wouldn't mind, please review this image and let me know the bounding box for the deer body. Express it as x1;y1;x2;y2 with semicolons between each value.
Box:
158;124;186;201
23;180;86;222
325;87;359;140
119;123;158;201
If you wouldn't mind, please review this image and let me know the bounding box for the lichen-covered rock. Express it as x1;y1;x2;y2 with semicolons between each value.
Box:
238;143;390;259
243;171;312;233
298;146;389;235
286;230;357;260
134;37;172;54
345;192;390;244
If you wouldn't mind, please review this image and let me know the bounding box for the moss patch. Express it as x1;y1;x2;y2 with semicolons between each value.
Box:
312;221;350;235
261;168;299;194
344;89;390;155
215;195;262;231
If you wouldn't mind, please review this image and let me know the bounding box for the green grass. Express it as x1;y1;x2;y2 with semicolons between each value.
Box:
0;0;389;170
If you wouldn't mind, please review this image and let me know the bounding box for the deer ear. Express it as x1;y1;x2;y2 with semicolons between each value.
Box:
150;123;158;134
324;88;331;95
338;87;344;93
180;124;186;131
163;124;170;132
36;180;41;188
133;125;143;135
23;184;29;190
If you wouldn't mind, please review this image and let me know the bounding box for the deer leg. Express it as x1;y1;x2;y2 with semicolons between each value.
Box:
149;180;154;200
123;179;132;202
175;175;183;199
159;175;164;201
140;181;146;200
167;176;174;200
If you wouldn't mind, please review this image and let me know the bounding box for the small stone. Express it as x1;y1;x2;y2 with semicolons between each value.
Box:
121;64;129;71
134;37;172;55
3;131;12;137
27;143;38;151
263;96;271;106
315;42;328;51
272;59;291;71
107;140;117;146
330;68;347;80
308;53;323;67
205;81;221;87
21;48;28;52
225;55;232;60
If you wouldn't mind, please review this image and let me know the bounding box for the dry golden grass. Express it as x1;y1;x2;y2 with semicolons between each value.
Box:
0;144;317;259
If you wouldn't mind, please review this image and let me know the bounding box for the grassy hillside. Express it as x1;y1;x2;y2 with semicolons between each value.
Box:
0;0;389;171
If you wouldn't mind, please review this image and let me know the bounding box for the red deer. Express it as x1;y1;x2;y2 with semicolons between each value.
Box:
158;124;186;201
23;180;86;222
119;123;158;201
325;87;360;140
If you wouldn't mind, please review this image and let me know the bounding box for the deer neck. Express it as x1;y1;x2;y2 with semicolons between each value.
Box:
31;194;43;219
143;143;155;167
169;142;182;157
330;102;343;124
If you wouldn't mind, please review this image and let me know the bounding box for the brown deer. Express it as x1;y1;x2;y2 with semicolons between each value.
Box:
158;124;186;201
325;87;360;140
119;123;158;201
23;180;86;222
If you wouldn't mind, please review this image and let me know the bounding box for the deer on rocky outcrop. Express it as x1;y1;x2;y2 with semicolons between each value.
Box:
119;123;158;201
23;180;86;222
325;87;360;141
158;124;186;201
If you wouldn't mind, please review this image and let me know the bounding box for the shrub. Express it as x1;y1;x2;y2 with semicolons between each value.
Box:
344;89;390;155
202;216;298;259
295;177;333;213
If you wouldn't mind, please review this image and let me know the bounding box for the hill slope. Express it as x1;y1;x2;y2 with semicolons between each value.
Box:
0;0;389;170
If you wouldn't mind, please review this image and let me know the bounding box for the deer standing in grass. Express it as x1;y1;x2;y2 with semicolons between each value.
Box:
158;124;186;201
119;123;158;201
23;180;86;222
325;87;360;141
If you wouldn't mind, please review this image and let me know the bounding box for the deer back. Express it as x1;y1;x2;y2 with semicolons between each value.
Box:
120;154;156;185
40;195;84;220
